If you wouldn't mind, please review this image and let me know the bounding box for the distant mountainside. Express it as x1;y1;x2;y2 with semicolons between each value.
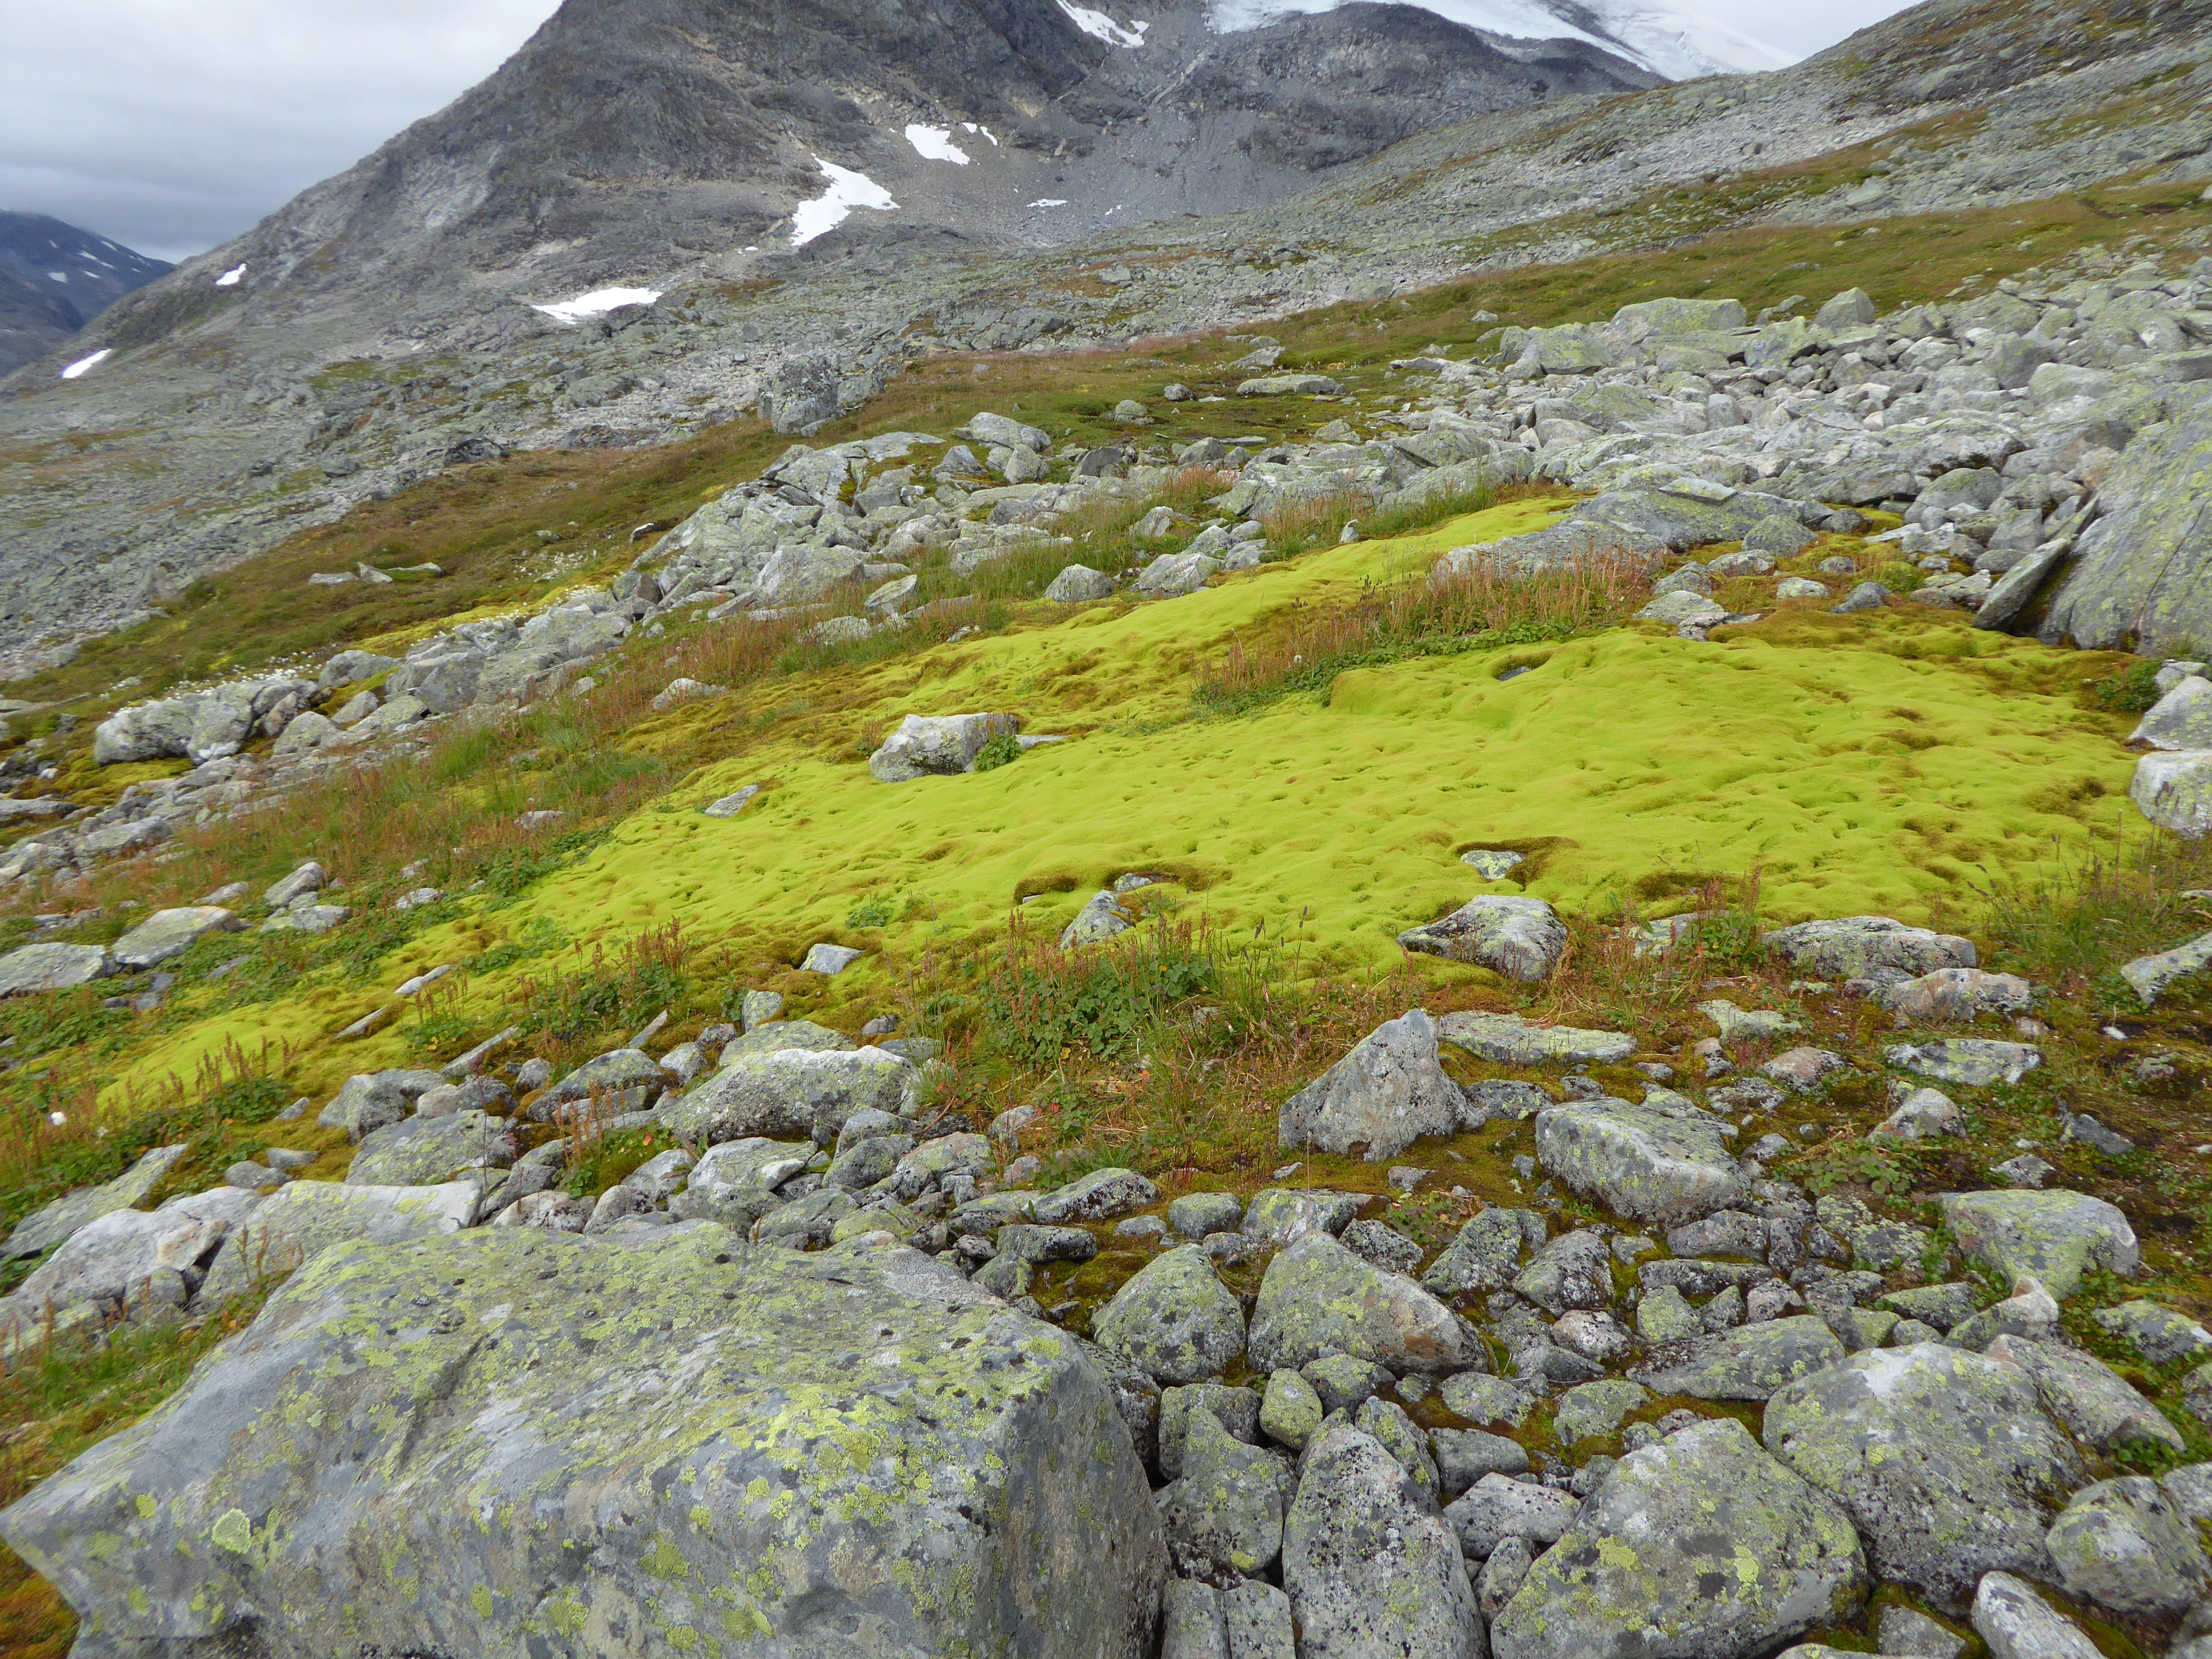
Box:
0;214;170;376
1206;0;1796;79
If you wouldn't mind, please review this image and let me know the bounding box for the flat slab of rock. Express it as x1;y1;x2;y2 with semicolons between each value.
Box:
2121;928;2212;1006
1397;895;1567;981
1762;915;1976;978
663;1046;915;1144
1764;1344;2084;1612
1490;1418;1865;1659
4;1143;188;1258
0;941;115;995
0;1228;1168;1658
1534;1096;1746;1224
111;906;243;969
1941;1188;2139;1298
0;1187;261;1345
1035;1167;1159;1224
1885;1039;2040;1087
1279;1008;1462;1162
1435;1010;1635;1066
1632;1316;1846;1400
195;1179;481;1306
1247;1234;1477;1375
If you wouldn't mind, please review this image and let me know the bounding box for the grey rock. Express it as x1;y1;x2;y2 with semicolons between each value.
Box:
1987;1336;2185;1454
1354;1395;1441;1502
1513;1228;1613;1315
1875;1282;1980;1332
1477;1536;1535;1619
1094;1245;1245;1385
1433;1427;1530;1499
347;1110;516;1187
1634;1316;1845;1401
2094;1298;2212;1365
1940;1188;2139;1298
800;942;863;975
1158;1407;1297;1579
2044;1475;2210;1617
1445;1472;1579;1559
111;906;241;969
1832;580;1892;613
867;711;1019;781
1170;1192;1243;1239
1763;1344;2083;1611
1535;1095;1747;1223
5;1228;1167;1655
1239;1188;1361;1245
1553;1378;1650;1443
1970;1571;2101;1659
1248;1233;1476;1375
1762;916;1977;979
1279;1008;1462;1162
1036;1167;1159;1224
1045;564;1117;602
1878;1604;1968;1659
2119;928;2212;1006
1339;1218;1422;1275
0;1187;261;1341
1284;1425;1481;1659
1424;1206;1542;1298
0;942;116;995
1886;1038;2041;1088
1162;1579;1228;1659
1437;1372;1536;1427
1219;1580;1295;1659
2132;750;2212;837
1489;1418;1866;1659
1302;1352;1394;1415
3;1143;187;1259
195;1179;480;1308
1062;889;1137;949
1435;1009;1636;1066
1398;894;1567;980
1261;1367;1325;1452
664;1047;916;1145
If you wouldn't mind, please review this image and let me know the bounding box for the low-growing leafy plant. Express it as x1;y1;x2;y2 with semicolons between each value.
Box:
846;894;895;928
979;918;1219;1068
2091;659;2163;714
970;732;1021;773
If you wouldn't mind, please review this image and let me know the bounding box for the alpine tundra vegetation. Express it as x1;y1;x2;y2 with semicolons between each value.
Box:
5;0;2212;1654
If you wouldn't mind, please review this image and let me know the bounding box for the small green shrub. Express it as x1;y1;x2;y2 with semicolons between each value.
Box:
846;895;895;928
2091;660;2162;714
1875;561;1923;593
980;920;1218;1067
971;732;1021;772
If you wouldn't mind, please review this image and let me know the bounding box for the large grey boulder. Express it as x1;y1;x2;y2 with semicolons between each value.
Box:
1134;551;1220;597
4;1143;189;1258
2038;383;2212;653
1971;1571;2102;1659
1035;1167;1159;1223
0;1187;260;1345
111;906;242;969
1247;1234;1476;1375
1489;1418;1865;1659
92;695;201;764
1444;1473;1578;1558
1092;1245;1246;1385
1985;1335;2185;1453
1762;915;1976;978
1424;1206;1544;1299
1763;1344;2084;1611
2132;675;2212;750
346;1111;517;1187
0;1228;1167;1658
1157;1407;1296;1579
2044;1475;2211;1617
664;1046;916;1145
1397;895;1567;980
1278;1008;1462;1162
1512;1229;1612;1315
194;1179;481;1307
1045;564;1116;602
868;712;1020;781
1940;1189;2139;1298
2132;750;2212;837
475;606;629;703
1534;1096;1746;1224
1240;1188;1362;1245
1282;1425;1482;1659
0;941;115;996
533;1045;666;1113
1633;1317;1846;1400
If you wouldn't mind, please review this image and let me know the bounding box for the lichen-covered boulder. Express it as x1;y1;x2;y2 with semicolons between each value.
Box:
0;1228;1167;1659
2044;1475;2212;1618
2133;750;2212;838
1763;1344;2084;1611
1987;1335;2186;1454
194;1178;481;1307
1240;1188;1361;1245
1093;1244;1246;1384
1034;1166;1159;1223
1632;1317;1846;1401
1278;1008;1462;1162
345;1110;516;1187
1157;1407;1296;1580
1534;1096;1747;1224
3;1143;188;1258
1424;1205;1544;1298
1247;1233;1477;1375
663;1046;917;1144
1434;1010;1636;1066
0;941;115;996
111;906;243;970
1397;895;1567;980
1761;915;1977;979
0;1187;260;1346
867;712;1020;781
1940;1188;2140;1298
1512;1228;1613;1315
1490;1418;1866;1659
1283;1425;1482;1659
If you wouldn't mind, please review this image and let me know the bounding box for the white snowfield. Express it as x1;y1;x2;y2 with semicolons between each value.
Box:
215;263;246;287
60;348;111;380
531;286;663;324
1203;0;1795;78
905;123;971;164
1059;1;1148;47
790;158;899;247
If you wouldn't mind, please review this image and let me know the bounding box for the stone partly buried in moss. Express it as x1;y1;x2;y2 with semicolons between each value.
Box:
867;711;1021;781
2132;750;2212;838
1284;1425;1481;1659
1552;1378;1651;1444
1034;1166;1159;1223
0;1227;1168;1659
1434;1009;1636;1066
1277;1008;1463;1162
1247;1234;1479;1375
1092;1244;1247;1384
1489;1418;1867;1659
1762;1343;2085;1613
1533;1095;1747;1225
110;904;244;969
1396;894;1567;981
1760;915;1977;979
2094;1298;2212;1365
1884;1038;2042;1087
662;1045;918;1144
1632;1316;1846;1400
1240;1187;1363;1245
2120;927;2212;1006
0;940;116;995
1940;1188;2140;1298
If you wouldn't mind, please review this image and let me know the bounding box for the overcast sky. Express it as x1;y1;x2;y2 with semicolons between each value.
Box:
3;0;1921;265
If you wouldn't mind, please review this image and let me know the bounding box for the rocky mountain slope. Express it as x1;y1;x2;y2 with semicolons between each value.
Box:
1;0;2207;670
0;214;169;378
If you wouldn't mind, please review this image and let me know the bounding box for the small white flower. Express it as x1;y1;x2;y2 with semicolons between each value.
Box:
48;1110;67;1126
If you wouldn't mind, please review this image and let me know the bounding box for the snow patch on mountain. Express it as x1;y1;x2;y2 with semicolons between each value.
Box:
60;348;111;380
1059;1;1148;47
905;125;971;164
1204;0;1792;78
532;286;663;324
790;159;899;247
